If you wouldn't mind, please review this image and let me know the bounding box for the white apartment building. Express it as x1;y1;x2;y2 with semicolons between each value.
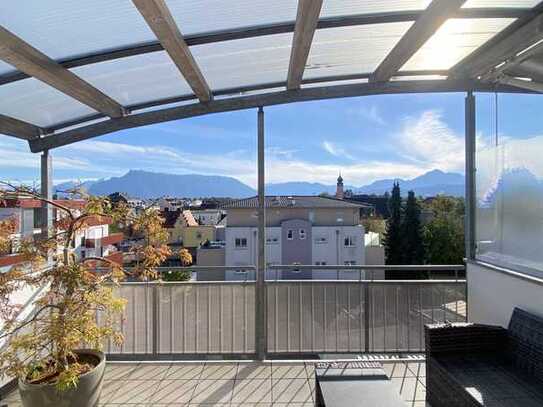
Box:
223;195;364;281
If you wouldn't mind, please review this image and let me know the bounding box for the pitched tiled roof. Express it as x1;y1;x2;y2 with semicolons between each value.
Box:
162;210;182;228
223;196;362;209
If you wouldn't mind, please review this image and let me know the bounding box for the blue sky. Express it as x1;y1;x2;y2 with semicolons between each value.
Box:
1;91;542;188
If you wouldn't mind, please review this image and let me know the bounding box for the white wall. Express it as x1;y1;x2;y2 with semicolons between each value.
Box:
468;261;543;327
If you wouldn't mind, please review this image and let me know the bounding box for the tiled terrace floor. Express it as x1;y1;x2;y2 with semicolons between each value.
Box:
2;360;428;406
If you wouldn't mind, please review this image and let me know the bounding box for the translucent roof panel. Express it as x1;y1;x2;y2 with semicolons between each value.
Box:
401;18;516;71
192;33;293;91
321;0;431;18
302;78;369;88
166;0;297;35
463;0;540;7
0;0;156;62
71;51;193;107
0;61;14;76
304;22;414;80
0;78;95;128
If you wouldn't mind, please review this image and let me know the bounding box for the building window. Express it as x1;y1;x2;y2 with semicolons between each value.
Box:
235;238;247;248
315;237;327;244
299;229;306;240
344;261;356;266
287;230;294;240
235;269;248;274
266;237;279;244
344;236;355;247
315;261;326;266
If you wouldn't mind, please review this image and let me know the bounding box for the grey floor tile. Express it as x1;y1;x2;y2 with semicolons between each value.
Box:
232;378;272;404
200;363;238;380
166;364;204;380
271;363;308;380
407;362;426;378
127;363;171;380
272;379;313;404
100;379;126;403
150;379;198;404
391;376;419;402
2;389;21;402
103;363;138;380
107;379;160;404
191;379;235;404
236;362;271;379
305;363;316;378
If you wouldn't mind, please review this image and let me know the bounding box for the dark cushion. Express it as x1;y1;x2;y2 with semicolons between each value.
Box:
433;353;543;406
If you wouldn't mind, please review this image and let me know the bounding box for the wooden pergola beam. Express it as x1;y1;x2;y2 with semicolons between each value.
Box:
371;0;467;83
287;0;323;90
0;26;125;118
133;0;212;102
0;114;44;140
28;78;527;153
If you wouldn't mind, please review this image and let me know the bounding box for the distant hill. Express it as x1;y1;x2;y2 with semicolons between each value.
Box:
73;170;255;199
355;170;464;196
54;179;99;197
53;169;465;199
266;182;356;196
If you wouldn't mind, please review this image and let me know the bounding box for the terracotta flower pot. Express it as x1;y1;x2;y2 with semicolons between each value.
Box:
18;350;105;407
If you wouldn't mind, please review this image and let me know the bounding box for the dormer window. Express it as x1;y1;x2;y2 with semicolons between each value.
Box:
287;230;293;240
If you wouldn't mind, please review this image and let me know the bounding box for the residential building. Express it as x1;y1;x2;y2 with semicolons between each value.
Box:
191;209;225;226
196;241;225;280
162;209;217;257
223;195;364;280
0;197;122;267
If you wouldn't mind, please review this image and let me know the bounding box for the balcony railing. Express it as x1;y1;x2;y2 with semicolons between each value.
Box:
99;265;466;359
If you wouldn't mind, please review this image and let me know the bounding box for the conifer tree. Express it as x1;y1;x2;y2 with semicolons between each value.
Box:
401;191;425;276
384;182;403;265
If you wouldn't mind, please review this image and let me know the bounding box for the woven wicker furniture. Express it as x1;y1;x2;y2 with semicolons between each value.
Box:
425;308;543;407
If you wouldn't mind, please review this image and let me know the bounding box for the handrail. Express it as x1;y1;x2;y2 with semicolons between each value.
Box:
268;264;465;270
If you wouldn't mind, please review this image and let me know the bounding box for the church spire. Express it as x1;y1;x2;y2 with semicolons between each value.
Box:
336;172;344;199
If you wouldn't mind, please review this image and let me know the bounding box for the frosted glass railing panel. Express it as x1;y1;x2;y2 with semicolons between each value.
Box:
101;285;154;355
476;135;543;273
101;282;255;355
157;283;255;354
266;281;466;354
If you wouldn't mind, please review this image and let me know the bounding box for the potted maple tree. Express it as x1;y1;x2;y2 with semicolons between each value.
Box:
0;184;170;407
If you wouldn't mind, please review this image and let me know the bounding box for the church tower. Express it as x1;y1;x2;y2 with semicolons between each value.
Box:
335;173;344;199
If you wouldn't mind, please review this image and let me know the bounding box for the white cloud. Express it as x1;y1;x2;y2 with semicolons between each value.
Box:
322;141;355;160
396;110;465;173
349;105;386;125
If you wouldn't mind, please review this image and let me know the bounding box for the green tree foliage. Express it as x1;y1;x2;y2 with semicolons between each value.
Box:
384;182;403;265
402;191;425;265
423;196;465;264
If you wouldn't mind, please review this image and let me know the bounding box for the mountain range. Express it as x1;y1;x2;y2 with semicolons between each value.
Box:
55;169;465;199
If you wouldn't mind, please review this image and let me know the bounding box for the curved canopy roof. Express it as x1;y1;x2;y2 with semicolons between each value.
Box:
1;0;543;152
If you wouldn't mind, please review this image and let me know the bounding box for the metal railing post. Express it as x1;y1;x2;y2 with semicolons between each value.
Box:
255;106;267;360
364;282;370;353
152;283;159;356
465;91;477;260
